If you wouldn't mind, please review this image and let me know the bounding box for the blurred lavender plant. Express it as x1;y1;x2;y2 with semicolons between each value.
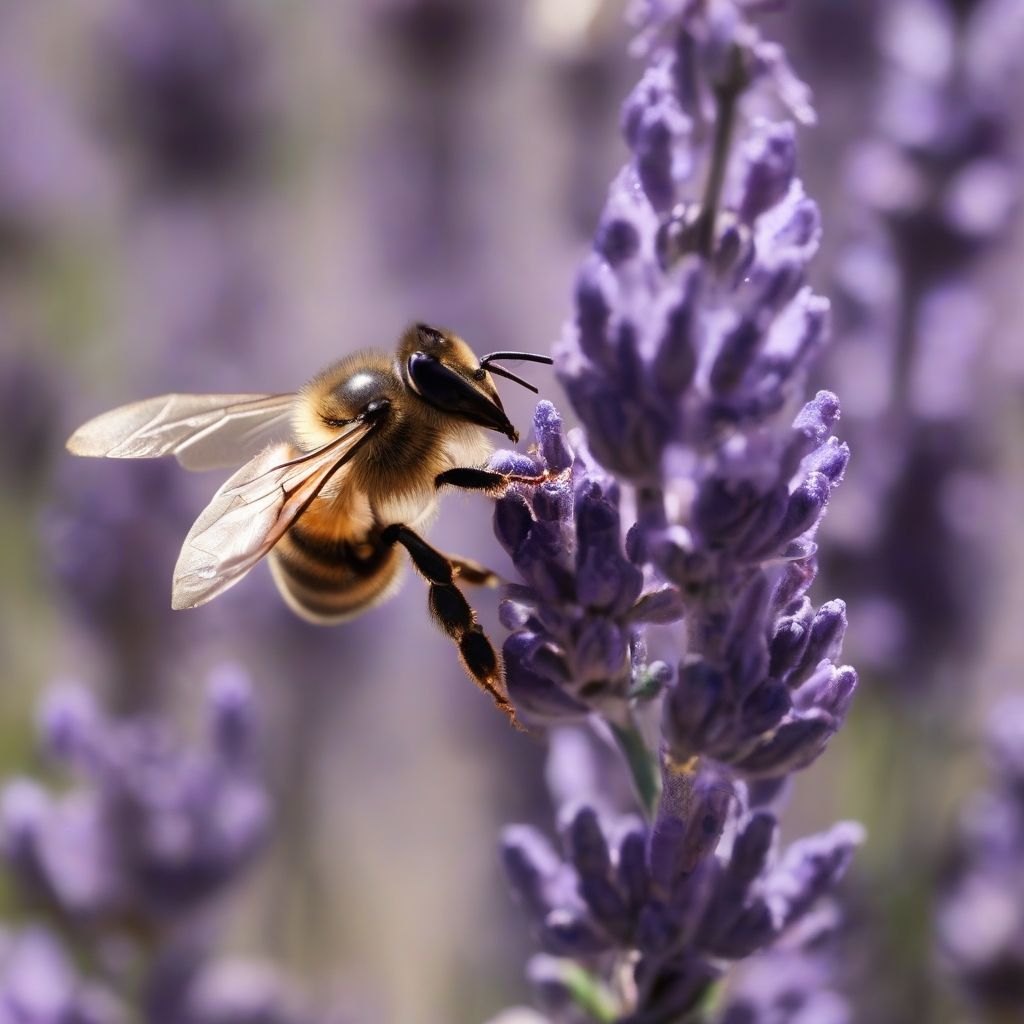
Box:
821;0;1023;685
367;0;500;276
710;939;851;1024
44;459;194;708
98;0;272;193
2;666;268;927
0;925;127;1024
491;1;861;1019
0;668;336;1024
936;699;1024;1015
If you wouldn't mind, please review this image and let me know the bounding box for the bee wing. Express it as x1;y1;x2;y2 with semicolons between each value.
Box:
171;418;377;610
66;393;296;471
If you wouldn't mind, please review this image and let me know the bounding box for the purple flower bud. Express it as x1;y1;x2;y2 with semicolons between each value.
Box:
738;121;797;224
768;597;813;679
765;822;864;929
710;318;762;394
760;471;831;554
533;402;573;475
596;215;642;266
504;636;590;723
574;261;613;364
565;807;611;878
793;664;858;720
494;490;535;558
707;899;776;959
729;813;778;885
734;713;836;777
651;267;702;394
541;910;610;956
502;826;565;920
651;763;734;890
788;600;848;685
618;827;650;913
662;662;726;761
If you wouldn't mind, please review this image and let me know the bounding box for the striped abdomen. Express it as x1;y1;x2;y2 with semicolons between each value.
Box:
269;520;402;624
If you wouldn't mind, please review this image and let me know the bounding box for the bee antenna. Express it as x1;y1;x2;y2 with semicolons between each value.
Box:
477;351;553;394
485;363;541;394
479;351;554;368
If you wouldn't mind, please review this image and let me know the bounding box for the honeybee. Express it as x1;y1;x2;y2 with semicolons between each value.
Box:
66;323;553;725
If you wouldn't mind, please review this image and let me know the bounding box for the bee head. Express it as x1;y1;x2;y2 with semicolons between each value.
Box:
399;323;520;442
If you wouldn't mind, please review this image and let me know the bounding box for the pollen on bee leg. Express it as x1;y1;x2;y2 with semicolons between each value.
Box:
507;468;569;487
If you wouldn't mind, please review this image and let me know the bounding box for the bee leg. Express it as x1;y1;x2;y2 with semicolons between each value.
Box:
450;555;500;588
434;467;553;495
380;524;520;728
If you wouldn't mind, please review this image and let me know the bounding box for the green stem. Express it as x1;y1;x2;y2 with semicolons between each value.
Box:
610;718;661;820
562;962;620;1023
695;46;747;259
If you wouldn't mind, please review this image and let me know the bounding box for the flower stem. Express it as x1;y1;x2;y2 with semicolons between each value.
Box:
695;45;747;259
610;717;661;820
562;962;620;1023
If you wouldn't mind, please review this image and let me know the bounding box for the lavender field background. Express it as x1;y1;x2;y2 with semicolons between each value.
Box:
1;1;1023;1023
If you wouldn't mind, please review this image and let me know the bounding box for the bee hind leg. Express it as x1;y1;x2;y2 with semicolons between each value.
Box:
380;524;520;729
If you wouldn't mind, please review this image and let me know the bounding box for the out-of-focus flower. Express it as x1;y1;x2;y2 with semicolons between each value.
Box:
43;458;195;701
363;0;504;284
98;0;272;192
1;666;269;929
146;953;320;1024
0;926;127;1024
0;347;63;490
370;0;495;77
936;698;1024;1012
712;941;851;1024
820;0;1024;683
0;50;105;258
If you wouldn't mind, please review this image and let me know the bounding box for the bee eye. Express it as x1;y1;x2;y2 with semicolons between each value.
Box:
407;353;465;405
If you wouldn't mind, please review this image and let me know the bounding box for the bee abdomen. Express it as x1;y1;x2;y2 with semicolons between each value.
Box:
269;527;401;624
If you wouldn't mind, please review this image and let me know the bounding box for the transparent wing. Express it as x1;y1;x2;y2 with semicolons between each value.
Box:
66;393;296;471
171;419;377;610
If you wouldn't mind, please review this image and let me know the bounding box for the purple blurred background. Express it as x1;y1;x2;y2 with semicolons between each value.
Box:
1;1;1023;1022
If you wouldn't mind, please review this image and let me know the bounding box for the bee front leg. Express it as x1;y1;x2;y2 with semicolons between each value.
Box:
380;523;519;728
434;467;554;495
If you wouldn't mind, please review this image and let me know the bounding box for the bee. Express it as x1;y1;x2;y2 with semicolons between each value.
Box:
66;323;554;726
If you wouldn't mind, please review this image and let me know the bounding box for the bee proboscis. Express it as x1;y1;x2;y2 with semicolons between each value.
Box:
66;324;554;726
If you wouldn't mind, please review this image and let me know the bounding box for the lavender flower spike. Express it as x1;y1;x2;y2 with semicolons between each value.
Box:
1;665;269;928
492;2;862;1020
495;0;856;784
500;733;863;1022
